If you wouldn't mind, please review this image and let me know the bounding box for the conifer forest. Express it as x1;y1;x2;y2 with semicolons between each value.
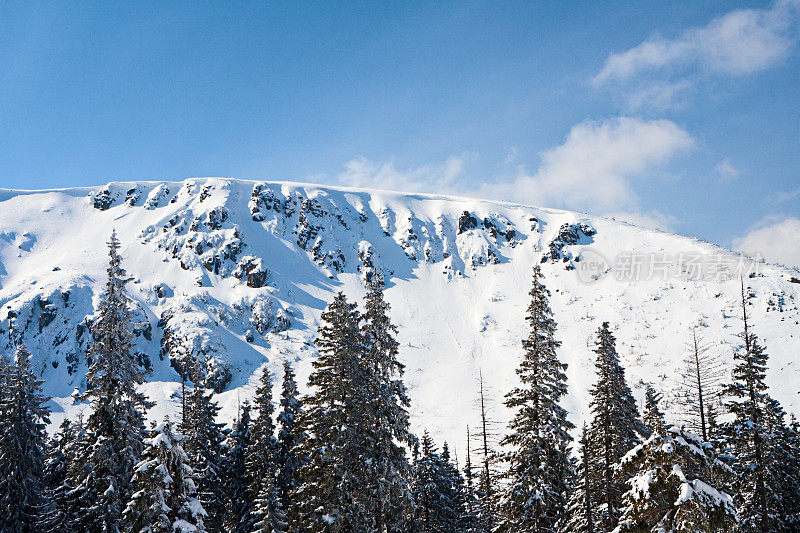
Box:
2;234;799;533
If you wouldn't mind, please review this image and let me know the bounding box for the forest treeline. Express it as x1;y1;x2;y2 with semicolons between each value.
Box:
1;233;800;532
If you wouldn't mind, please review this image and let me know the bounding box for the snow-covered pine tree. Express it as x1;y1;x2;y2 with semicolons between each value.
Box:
42;415;89;532
642;384;666;437
720;281;800;532
676;328;724;441
125;419;207;533
276;360;304;526
361;275;415;531
498;265;574;533
441;442;468;530
181;355;228;532
411;431;461;532
760;396;800;529
615;427;735;532
223;402;254;533
0;344;51;532
250;471;288;533
585;322;645;532
40;419;76;531
66;231;151;532
245;367;279;528
294;292;371;531
560;425;594;533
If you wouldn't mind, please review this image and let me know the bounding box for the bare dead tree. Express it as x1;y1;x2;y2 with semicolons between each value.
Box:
675;327;726;441
472;370;501;530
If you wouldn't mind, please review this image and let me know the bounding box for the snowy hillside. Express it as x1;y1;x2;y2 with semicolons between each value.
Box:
0;178;798;453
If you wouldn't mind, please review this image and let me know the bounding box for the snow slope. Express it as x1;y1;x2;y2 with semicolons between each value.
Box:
0;178;798;454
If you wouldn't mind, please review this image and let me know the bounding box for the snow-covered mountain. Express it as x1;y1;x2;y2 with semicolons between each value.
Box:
1;178;798;453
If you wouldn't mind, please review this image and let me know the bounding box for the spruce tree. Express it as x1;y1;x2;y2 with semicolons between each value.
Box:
498;265;574;532
585;322;644;532
44;416;89;532
615;427;735;532
360;275;415;531
0;344;51;532
181;355;227;532
560;425;594;533
294;292;371;531
642;384;666;437
246;367;278;522
411;431;461;532
66;231;150;532
251;473;288;533
224;403;254;533
276;360;303;525
125;419;207;532
721;281;800;531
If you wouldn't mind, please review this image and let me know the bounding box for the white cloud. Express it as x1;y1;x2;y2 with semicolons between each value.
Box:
715;158;740;182
625;80;693;112
594;0;799;85
336;117;692;229
336;155;466;194
776;187;800;202
733;215;800;268
475;117;693;213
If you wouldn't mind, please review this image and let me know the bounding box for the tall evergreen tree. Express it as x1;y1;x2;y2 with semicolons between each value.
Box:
560;425;594;533
246;366;279;521
720;281;800;531
615;427;736;532
276;360;303;525
360;275;415;531
642;384;666;437
250;472;288;533
411;431;461;532
66;231;150;532
224;403;254;533
585;322;645;532
498;265;574;533
0;344;51;532
294;292;372;531
124;419;207;532
181;355;227;532
41;417;89;532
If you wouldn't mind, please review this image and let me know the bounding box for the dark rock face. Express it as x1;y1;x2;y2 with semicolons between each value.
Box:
458;211;479;234
541;222;597;268
234;256;269;288
92;188;114;211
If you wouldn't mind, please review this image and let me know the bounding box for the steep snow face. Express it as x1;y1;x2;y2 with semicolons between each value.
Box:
0;178;798;453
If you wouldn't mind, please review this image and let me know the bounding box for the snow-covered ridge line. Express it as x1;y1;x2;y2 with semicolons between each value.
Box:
0;177;798;453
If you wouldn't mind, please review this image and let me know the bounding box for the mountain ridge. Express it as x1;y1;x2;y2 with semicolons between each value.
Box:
0;177;798;454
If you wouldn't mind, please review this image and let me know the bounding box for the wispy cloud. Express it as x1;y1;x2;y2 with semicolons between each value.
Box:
594;0;798;84
733;214;800;268
593;0;799;110
337;155;468;194
715;158;740;182
475;117;693;213
336;117;692;230
776;187;800;202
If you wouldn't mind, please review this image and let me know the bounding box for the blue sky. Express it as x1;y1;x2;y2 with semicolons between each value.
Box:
1;1;798;265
